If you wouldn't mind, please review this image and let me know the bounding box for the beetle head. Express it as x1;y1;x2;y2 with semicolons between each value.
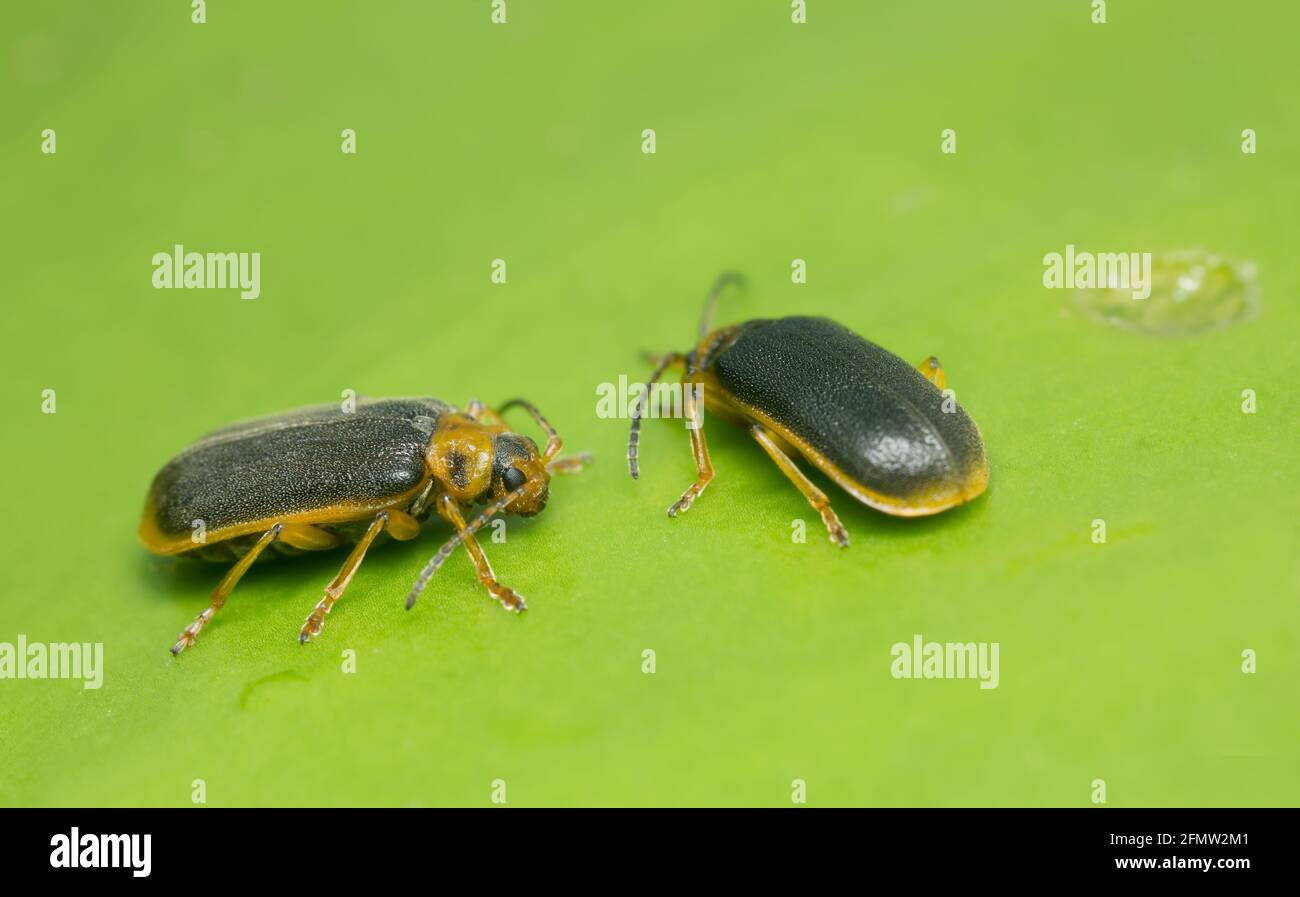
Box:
489;432;549;517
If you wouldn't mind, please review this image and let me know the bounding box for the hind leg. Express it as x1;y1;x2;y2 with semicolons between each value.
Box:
750;424;849;548
172;525;282;655
170;523;343;655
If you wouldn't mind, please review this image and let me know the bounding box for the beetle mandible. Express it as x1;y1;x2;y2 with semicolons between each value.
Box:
139;397;588;654
628;274;989;544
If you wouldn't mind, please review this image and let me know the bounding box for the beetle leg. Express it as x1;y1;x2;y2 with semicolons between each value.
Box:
667;375;714;517
465;398;506;426
406;477;439;518
278;523;344;551
299;509;421;644
547;450;593;475
749;424;850;548
915;355;945;390
435;493;526;612
171;524;283;655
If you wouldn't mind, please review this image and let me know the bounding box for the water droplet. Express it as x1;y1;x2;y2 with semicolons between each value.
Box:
1075;250;1259;335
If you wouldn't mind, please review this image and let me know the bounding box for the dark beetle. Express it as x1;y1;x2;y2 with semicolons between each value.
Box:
628;274;989;545
139;397;588;654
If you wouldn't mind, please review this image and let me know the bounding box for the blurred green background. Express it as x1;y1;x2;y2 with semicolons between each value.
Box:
1;1;1296;807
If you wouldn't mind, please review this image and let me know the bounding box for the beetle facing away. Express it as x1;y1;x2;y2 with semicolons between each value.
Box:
628;275;989;544
139;397;588;654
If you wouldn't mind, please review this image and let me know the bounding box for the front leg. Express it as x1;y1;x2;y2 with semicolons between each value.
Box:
436;493;526;612
667;376;715;517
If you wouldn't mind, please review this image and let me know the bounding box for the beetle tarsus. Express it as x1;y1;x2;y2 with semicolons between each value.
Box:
826;518;850;548
547;451;593;475
298;617;324;642
814;504;850;548
299;601;331;644
667;477;709;517
475;582;526;612
170;607;214;656
486;582;527;613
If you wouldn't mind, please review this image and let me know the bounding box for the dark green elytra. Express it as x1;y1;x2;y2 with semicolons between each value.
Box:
702;317;987;509
146;398;451;542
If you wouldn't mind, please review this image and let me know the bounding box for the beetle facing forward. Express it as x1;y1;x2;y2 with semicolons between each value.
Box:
139;397;587;654
628;275;989;543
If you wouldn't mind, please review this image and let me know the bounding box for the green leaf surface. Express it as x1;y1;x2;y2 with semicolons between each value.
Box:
1;1;1296;806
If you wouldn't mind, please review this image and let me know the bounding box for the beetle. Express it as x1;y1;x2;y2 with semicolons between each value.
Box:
627;274;989;544
139;397;588;654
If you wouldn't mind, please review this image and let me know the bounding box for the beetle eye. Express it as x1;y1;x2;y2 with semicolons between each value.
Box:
502;467;527;491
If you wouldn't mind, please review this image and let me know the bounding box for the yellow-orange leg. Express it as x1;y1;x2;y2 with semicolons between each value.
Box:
667;377;714;517
436;493;526;612
299;509;421;644
548;451;593;475
171;524;283;655
750;424;849;548
916;355;945;389
406;477;439;518
465;398;506;426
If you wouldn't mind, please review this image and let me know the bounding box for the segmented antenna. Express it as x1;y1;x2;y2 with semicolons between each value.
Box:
627;352;685;479
628;274;745;479
697;271;747;341
404;485;527;610
498;397;562;464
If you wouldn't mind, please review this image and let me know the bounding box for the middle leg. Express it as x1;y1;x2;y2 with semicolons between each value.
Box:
299;508;421;643
465;398;506;426
547;451;593;475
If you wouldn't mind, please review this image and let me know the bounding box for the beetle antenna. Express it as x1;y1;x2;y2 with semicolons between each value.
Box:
405;485;527;610
498;398;562;464
697;271;747;341
628;352;685;479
